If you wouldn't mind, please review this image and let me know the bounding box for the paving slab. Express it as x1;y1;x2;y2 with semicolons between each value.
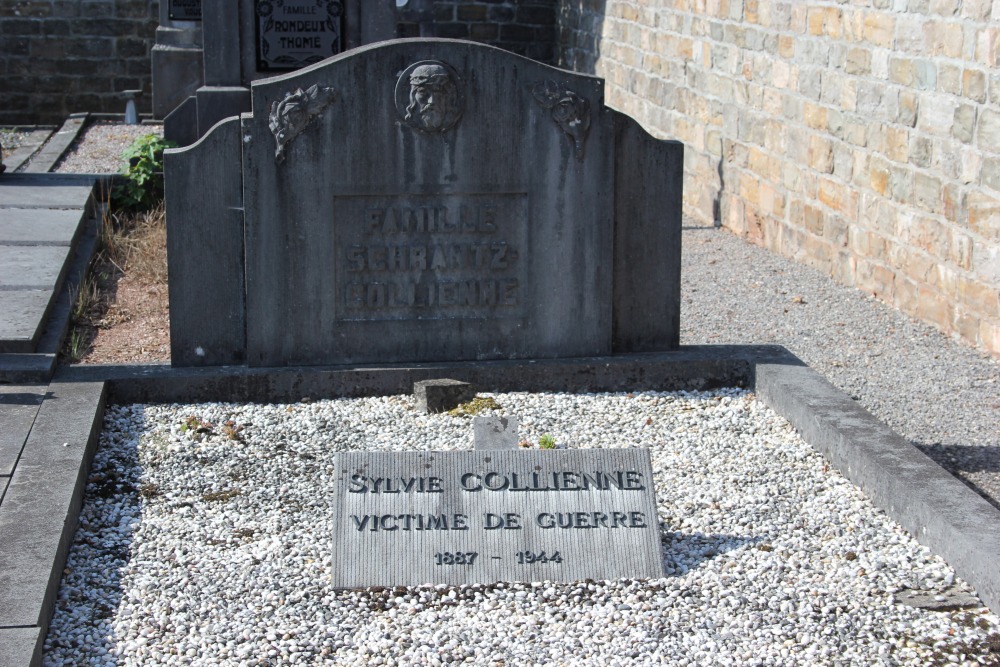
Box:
0;246;72;291
0;209;85;246
0;291;53;353
0;384;45;476
0;382;106;629
21;114;88;174
0;627;41;667
1;127;56;173
0;174;98;210
0;354;57;384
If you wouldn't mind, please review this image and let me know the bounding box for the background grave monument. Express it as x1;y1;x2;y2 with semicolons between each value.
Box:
165;38;683;367
161;0;398;145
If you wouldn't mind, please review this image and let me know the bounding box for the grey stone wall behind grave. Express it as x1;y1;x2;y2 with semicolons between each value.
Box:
0;0;158;124
165;39;682;367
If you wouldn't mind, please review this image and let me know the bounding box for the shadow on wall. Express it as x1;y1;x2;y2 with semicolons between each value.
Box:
556;0;608;75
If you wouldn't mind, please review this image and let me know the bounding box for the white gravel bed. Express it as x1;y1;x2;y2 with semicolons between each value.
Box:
43;389;1000;666
51;121;163;174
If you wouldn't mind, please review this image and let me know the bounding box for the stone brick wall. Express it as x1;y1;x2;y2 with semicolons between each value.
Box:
429;0;558;63
0;0;158;125
558;0;1000;356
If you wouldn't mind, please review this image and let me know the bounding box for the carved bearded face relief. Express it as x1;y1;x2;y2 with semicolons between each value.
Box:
396;61;464;133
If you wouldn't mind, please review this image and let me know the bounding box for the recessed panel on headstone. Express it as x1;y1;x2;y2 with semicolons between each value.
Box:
331;449;664;588
256;0;344;71
242;40;615;366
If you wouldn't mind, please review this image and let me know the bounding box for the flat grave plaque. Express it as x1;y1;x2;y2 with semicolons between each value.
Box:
332;449;664;588
168;0;201;21
256;0;343;71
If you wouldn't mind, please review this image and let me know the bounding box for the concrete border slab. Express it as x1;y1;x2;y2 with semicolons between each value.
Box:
0;355;57;385
1;127;56;173
0;382;106;630
0;174;100;210
0;384;46;476
0;208;85;246
3;346;997;667
21;114;88;174
0;627;41;667
755;360;1000;614
0;291;54;353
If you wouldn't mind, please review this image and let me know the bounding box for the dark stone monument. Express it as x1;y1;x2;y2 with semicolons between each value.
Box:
331;449;664;587
165;39;683;367
160;0;397;139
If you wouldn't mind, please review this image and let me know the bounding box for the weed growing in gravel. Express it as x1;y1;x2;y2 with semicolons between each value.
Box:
538;434;557;449
447;396;502;417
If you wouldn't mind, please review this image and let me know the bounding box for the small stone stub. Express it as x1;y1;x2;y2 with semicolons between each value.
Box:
332;449;664;588
395;60;464;133
473;416;520;450
414;379;474;414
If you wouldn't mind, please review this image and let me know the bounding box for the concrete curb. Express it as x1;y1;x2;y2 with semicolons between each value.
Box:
55;345;775;404
0;382;106;665
755;361;1000;614
3;347;998;666
21;114;89;174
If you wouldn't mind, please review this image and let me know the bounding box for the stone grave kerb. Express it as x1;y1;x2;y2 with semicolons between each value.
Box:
164;38;683;368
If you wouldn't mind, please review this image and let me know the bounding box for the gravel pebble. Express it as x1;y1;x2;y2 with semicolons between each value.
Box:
43;390;1000;665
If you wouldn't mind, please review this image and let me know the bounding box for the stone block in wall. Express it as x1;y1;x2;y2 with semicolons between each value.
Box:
968;192;1000;240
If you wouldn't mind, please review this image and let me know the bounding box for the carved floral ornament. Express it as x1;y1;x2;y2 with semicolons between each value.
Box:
531;79;592;161
268;83;337;163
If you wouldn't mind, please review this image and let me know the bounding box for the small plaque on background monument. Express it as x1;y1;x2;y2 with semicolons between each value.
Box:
256;0;344;71
168;0;201;21
331;449;664;588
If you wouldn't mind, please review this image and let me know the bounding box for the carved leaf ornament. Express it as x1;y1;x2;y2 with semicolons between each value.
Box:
268;84;336;163
531;79;591;161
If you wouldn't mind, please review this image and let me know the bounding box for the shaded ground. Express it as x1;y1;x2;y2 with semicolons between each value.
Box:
63;206;170;365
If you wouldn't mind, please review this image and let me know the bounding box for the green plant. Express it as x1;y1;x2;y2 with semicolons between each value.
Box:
65;328;89;363
538;434;557;449
111;134;176;212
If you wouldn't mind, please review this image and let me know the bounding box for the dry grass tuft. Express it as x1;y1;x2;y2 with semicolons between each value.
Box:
98;203;167;283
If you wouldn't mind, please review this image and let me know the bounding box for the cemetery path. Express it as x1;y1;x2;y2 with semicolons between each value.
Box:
682;220;1000;510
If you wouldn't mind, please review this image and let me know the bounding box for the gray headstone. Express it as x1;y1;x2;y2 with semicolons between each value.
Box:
473;415;519;450
332;449;664;588
165;116;246;366
166;39;683;368
413;379;474;413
